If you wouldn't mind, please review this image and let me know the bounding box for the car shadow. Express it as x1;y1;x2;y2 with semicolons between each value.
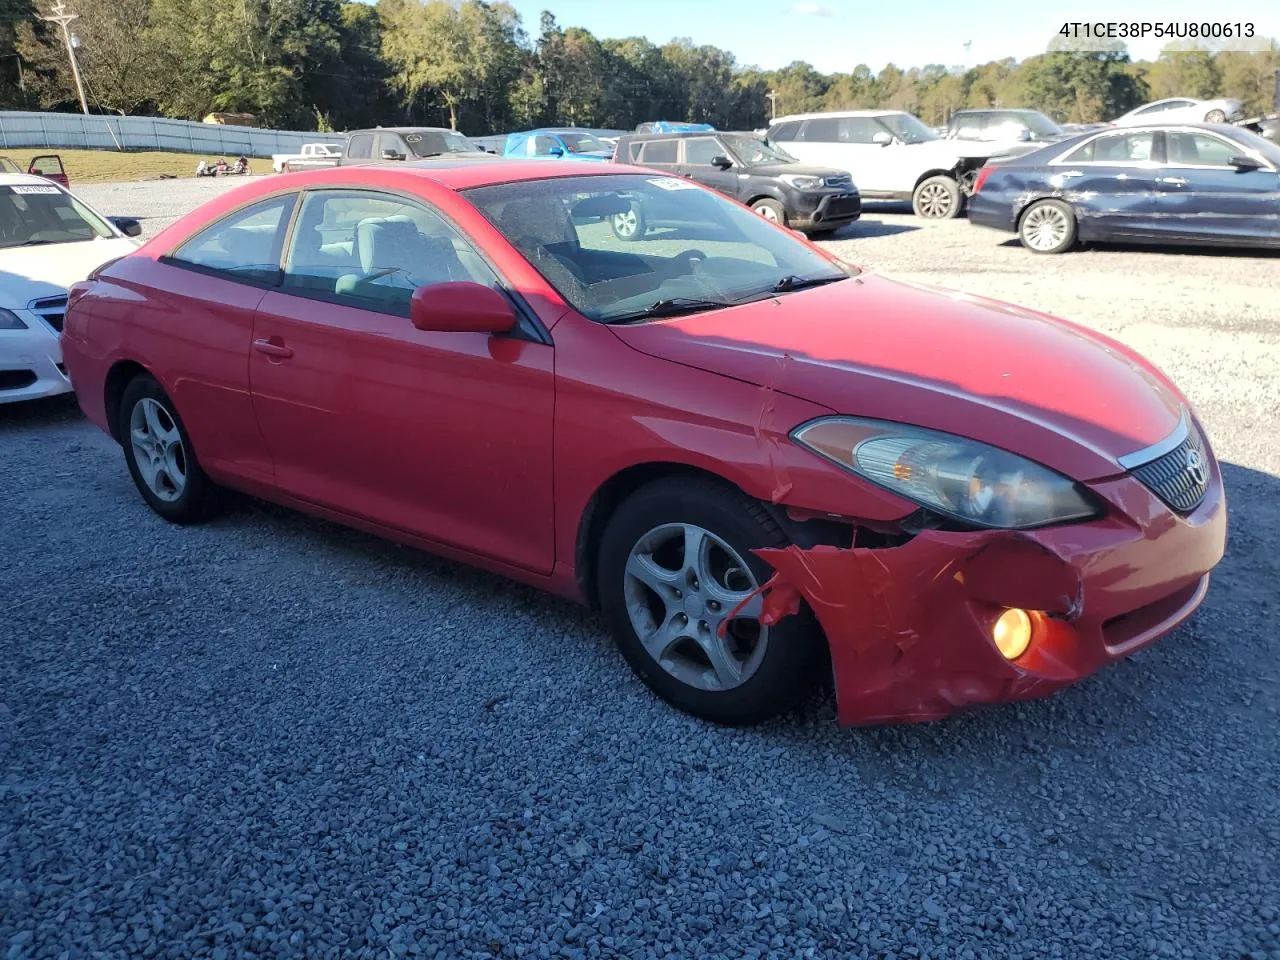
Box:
999;236;1280;259
824;220;919;240
0;393;82;429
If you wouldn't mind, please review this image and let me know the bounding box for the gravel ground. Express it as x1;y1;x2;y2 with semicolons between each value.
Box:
3;181;1278;959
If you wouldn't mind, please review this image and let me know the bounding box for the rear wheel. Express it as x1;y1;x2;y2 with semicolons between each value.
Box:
611;202;646;241
119;374;220;524
1019;199;1076;254
912;175;961;219
597;476;823;725
751;198;787;226
1204;109;1227;123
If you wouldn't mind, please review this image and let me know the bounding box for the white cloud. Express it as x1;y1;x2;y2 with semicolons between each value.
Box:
789;2;834;16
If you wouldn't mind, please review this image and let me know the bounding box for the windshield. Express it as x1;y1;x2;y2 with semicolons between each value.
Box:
1022;112;1065;137
721;134;797;164
406;131;480;157
0;183;113;248
879;113;937;144
1229;127;1280;167
464;174;848;324
559;133;610;154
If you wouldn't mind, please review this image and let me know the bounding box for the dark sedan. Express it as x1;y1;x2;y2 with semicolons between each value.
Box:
968;124;1280;254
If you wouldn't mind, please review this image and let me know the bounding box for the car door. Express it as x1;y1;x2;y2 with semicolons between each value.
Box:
248;188;556;574
148;192;299;485
1153;129;1280;243
677;136;740;198
1049;130;1162;239
27;154;68;188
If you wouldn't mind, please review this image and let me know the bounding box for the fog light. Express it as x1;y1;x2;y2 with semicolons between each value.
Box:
992;607;1033;660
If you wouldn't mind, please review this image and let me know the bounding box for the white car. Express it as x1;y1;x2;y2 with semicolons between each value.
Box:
766;110;1017;219
1111;98;1244;127
0;174;140;404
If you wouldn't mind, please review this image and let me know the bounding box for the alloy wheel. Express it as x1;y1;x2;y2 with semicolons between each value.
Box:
623;522;769;692
916;182;954;218
129;397;187;502
755;204;780;222
1022;204;1069;251
613;209;639;237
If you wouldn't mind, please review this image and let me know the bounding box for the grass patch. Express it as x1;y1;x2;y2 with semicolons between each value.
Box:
1;149;270;183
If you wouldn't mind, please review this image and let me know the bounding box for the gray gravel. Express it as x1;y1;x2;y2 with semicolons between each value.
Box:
3;184;1278;959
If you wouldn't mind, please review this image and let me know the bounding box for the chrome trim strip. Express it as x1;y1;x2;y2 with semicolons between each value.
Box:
1117;409;1189;470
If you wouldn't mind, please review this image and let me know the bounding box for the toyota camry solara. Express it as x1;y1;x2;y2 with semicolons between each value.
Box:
61;160;1227;726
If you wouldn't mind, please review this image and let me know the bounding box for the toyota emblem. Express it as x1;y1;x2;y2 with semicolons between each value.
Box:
1185;448;1207;487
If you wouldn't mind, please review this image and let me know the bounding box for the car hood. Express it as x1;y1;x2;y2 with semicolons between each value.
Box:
746;162;854;181
910;138;1004;161
610;274;1183;482
0;236;137;308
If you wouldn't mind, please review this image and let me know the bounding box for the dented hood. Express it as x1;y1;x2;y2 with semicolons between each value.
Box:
610;274;1183;481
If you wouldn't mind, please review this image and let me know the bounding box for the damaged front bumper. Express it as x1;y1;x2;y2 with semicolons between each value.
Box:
754;470;1226;725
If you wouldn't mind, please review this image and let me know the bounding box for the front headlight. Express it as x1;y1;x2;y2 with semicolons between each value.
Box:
780;174;824;190
0;308;29;330
791;417;1100;529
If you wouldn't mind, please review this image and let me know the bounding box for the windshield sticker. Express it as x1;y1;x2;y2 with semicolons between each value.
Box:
11;185;61;195
647;177;699;191
405;134;423;143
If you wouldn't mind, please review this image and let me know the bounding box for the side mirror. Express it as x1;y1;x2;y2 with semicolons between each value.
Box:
1016;128;1032;141
1228;154;1262;172
548;146;565;157
872;131;893;146
710;155;733;170
410;282;517;334
381;149;404;161
109;216;142;238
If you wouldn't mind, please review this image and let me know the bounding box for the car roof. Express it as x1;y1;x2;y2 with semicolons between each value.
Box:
952;108;1043;115
348;127;460;135
0;172;65;188
620;130;754;141
257;157;659;192
770;109;904;123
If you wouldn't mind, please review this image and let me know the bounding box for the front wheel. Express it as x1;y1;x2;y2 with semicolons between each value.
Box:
597;477;823;725
1204;109;1227;123
611;202;646;242
912;175;962;219
119;374;221;524
751;198;787;226
1019;199;1077;254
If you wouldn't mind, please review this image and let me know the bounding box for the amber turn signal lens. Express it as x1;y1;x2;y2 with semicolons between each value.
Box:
992;607;1033;660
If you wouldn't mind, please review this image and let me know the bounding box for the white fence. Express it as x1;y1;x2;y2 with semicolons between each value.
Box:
0;111;346;158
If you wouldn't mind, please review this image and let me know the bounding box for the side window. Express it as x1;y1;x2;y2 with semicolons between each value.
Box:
1062;132;1155;164
376;135;405;159
348;134;373;160
639;139;677;165
281;190;499;315
838;117;885;143
682;137;723;166
1166;132;1239;166
170;194;296;283
532;136;560;156
769;121;801;143
798;118;840;142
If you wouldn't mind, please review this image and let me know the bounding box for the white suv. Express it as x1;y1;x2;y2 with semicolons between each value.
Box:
767;110;1018;219
1;174;140;404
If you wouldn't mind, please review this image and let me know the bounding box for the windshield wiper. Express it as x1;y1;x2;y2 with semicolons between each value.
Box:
771;274;848;293
19;239;57;247
606;297;735;324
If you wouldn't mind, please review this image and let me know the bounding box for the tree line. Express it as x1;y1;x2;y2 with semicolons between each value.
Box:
2;0;1277;135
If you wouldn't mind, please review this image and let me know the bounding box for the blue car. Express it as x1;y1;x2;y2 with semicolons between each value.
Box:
503;129;614;162
968;123;1280;253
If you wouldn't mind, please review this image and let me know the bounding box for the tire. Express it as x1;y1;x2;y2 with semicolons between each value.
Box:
1018;199;1077;254
597;476;823;725
610;201;646;241
1204;109;1226;123
751;198;787;226
912;175;962;219
118;374;221;524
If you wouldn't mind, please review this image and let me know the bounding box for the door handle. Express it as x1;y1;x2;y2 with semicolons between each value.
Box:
253;338;294;360
1158;176;1189;186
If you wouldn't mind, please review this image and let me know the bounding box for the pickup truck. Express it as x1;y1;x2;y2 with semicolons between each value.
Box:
338;127;498;165
272;142;343;173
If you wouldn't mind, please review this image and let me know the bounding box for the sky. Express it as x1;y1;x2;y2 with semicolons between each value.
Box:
496;0;1279;73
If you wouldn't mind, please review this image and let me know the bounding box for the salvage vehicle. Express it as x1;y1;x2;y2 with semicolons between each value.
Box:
1110;97;1244;127
767;110;1021;219
339;127;494;166
968;123;1280;254
272;142;343;173
0;174;140;404
62;160;1226;726
503;128;614;162
613;130;860;235
945;109;1070;152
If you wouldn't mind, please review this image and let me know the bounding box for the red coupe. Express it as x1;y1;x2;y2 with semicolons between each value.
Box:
61;160;1227;726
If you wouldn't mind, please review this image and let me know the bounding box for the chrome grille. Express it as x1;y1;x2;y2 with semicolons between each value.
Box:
30;295;68;333
1130;422;1210;514
823;174;854;190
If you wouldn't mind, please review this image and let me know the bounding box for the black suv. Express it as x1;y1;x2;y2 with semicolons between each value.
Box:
612;131;861;236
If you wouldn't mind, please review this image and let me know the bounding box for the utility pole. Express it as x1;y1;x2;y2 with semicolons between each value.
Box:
766;89;778;120
39;1;90;115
